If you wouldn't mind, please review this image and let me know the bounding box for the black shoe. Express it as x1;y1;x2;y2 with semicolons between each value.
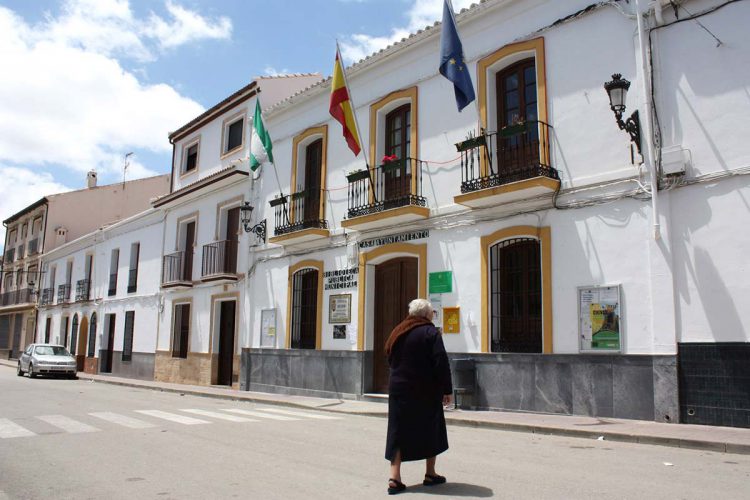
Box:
423;474;446;486
388;479;406;495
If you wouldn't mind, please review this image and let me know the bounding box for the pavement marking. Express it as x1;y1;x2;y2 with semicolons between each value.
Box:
135;410;210;425
37;415;100;434
255;408;341;420
0;418;36;439
180;409;257;422
89;412;156;429
223;409;300;421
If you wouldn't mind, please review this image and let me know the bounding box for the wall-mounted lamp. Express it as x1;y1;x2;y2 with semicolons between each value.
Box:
604;73;642;156
240;201;266;244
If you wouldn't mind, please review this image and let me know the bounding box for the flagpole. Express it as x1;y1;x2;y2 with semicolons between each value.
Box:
253;96;291;226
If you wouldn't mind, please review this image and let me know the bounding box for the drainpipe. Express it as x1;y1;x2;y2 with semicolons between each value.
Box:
653;0;665;26
636;0;661;240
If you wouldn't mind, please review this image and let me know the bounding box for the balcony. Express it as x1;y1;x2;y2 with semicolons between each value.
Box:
453;121;560;208
127;268;138;293
40;288;54;306
341;157;429;231
4;248;15;263
201;240;238;282
268;189;330;246
28;238;39;256
0;288;32;307
75;279;91;302
57;284;71;303
108;273;117;296
162;251;193;288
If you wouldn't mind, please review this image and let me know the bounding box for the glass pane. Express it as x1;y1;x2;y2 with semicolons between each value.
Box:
505;89;519;110
505;73;518;90
525;85;537;105
524;66;536;84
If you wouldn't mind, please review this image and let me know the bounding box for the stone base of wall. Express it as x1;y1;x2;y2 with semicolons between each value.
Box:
454;353;678;422
111;352;155;381
154;351;214;386
241;348;369;399
84;357;98;374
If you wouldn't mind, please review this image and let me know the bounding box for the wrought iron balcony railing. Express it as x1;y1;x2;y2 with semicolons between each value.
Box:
128;268;138;293
0;288;32;306
162;251;192;285
57;283;71;303
345;157;426;219
457;121;558;194
75;279;91;302
40;287;54;306
202;240;238;278
270;189;329;236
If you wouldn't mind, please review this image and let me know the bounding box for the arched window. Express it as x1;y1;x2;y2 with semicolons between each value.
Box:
87;313;97;358
70;314;79;355
290;268;319;350
490;238;542;353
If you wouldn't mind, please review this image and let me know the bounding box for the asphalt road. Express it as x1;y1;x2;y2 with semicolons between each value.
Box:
1;367;748;500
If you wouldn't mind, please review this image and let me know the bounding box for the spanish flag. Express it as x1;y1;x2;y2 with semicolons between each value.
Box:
329;46;362;157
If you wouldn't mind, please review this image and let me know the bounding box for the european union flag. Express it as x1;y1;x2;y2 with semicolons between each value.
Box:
439;0;475;112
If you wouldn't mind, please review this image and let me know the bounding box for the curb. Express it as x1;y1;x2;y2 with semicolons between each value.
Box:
3;362;749;455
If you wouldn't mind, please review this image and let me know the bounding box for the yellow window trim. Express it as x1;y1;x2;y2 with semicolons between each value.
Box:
290;125;328;223
356;242;427;351
286;260;324;350
477;37;549;175
369;87;419;198
479;225;552;354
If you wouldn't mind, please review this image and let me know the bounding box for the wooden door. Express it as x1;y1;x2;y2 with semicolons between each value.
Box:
183;221;196;280
495;58;539;175
303;139;322;223
101;314;116;373
384;105;412;203
217;301;236;386
290;269;318;350
225;208;239;273
373;257;418;393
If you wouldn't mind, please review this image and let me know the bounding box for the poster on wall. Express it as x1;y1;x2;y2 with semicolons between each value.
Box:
578;285;621;352
443;307;460;334
260;308;277;348
329;294;352;324
333;325;347;339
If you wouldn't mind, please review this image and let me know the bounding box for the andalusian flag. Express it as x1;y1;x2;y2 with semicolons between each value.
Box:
250;99;273;171
329;46;362;156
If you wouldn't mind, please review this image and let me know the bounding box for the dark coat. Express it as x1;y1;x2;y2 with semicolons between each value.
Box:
385;323;453;462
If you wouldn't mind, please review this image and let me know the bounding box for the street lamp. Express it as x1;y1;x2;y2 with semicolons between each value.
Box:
240;201;266;244
604;73;642;156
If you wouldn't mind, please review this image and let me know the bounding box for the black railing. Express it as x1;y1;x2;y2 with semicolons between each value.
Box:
40;288;54;306
3;248;14;263
345;157;426;219
108;273;117;296
457;121;558;194
202;240;238;278
28;238;39;256
0;288;32;306
162;251;191;285
75;279;91;302
57;284;71;303
270;189;329;236
127;268;138;293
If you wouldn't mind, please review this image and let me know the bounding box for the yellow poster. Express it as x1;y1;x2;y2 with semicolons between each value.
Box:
443;307;460;334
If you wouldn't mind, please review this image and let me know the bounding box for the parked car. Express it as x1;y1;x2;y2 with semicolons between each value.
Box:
17;344;77;379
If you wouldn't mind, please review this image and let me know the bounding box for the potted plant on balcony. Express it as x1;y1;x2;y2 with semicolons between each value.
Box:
380;154;404;172
346;168;370;182
455;129;487;152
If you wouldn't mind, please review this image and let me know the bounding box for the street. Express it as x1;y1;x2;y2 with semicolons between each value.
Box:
1;367;748;500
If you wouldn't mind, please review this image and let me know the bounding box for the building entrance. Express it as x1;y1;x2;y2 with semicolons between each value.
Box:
217;300;236;386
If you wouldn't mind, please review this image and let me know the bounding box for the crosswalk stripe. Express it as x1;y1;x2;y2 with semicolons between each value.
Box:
37;415;99;434
180;409;257;422
223;409;300;421
135;410;210;425
0;418;36;439
255;408;341;420
89;412;155;429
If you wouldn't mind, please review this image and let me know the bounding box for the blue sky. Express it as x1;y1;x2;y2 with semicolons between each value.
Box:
0;0;472;245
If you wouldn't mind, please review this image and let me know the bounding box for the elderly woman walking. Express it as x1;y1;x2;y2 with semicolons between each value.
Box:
385;298;453;495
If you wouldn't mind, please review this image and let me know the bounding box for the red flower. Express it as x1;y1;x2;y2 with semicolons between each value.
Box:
381;154;398;163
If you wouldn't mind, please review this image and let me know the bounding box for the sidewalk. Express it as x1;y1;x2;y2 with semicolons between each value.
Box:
3;359;749;455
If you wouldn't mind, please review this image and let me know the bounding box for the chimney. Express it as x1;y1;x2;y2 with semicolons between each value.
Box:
55;227;68;247
87;169;98;188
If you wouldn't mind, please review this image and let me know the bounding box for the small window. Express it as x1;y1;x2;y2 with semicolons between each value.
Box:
290;268;319;350
108;249;119;297
183;142;198;173
122;311;135;362
172;303;190;358
32;217;42;235
224;118;244;153
128;243;140;293
87;313;97;357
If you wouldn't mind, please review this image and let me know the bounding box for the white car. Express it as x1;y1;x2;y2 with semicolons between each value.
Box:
17;343;78;379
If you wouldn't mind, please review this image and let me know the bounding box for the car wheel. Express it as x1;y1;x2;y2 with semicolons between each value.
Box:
17;362;23;376
68;373;78;380
28;363;36;378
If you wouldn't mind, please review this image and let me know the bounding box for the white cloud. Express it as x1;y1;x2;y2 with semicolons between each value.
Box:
340;0;475;63
263;66;292;76
143;0;232;51
0;166;72;248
